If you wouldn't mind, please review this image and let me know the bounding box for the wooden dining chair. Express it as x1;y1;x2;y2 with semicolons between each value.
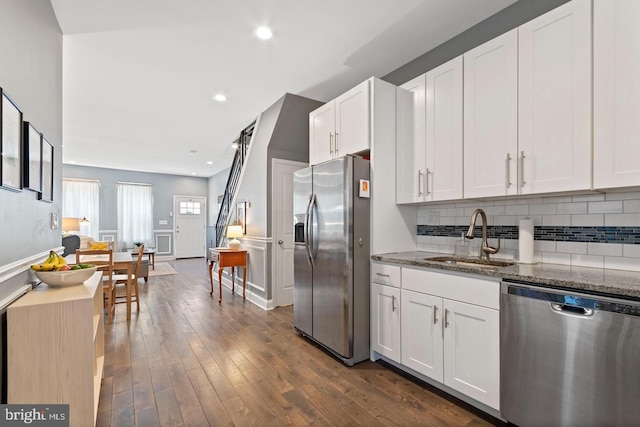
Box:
76;248;115;324
113;244;144;312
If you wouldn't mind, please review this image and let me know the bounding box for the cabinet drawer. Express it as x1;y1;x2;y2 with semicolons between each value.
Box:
372;263;401;288
402;268;499;309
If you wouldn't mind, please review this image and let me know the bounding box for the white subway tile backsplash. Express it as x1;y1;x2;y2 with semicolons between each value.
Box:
572;194;605;202
505;205;529;215
557;241;587;254
534;240;557;252
446;207;465;216
542;215;571;226
587;242;623;257
543;196;572;204
571;254;604;269
605;191;640;201
588;201;623;214
623;200;640;213
572;214;604;226
484;206;506;216
605;213;640;226
529;204;557;215
604;257;640;272
623;245;640;258
493;215;517;226
557;202;587;214
517;197;543;205
541;252;571;265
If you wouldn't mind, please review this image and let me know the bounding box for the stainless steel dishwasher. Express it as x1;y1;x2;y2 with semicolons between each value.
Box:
501;280;640;427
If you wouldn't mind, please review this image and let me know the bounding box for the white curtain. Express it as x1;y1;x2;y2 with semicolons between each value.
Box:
117;182;154;249
62;179;100;239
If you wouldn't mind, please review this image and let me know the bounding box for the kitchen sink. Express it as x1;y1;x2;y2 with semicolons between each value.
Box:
424;256;514;268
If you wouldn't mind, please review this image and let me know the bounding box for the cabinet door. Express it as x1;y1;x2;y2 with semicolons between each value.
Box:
401;289;443;382
397;75;427;204
464;30;518;198
426;56;463;201
518;0;591;194
443;299;500;410
371;282;401;362
309;101;335;165
594;0;640;189
335;80;370;158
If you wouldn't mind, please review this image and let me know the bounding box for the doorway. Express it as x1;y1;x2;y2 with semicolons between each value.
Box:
174;196;206;258
272;159;307;307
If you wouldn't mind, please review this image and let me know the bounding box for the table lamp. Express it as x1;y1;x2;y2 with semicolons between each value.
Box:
227;225;243;250
62;217;80;234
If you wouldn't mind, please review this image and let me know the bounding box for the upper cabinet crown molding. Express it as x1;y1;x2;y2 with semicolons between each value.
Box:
593;0;640;189
518;0;592;194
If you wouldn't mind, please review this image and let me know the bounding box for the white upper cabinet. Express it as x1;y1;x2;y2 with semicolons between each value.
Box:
518;0;592;194
396;74;427;204
593;0;640;189
426;56;463;201
463;30;518;198
309;80;370;165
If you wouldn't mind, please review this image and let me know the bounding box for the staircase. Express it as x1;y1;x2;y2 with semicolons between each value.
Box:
215;121;255;247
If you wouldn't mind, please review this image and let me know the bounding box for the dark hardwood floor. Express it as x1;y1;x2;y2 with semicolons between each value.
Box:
97;258;501;427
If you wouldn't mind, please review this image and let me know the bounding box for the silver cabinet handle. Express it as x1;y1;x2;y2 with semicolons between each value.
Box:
392;295;397;312
418;170;424;196
329;133;334;155
506;153;512;188
520;150;526;187
444;308;449;328
425;168;431;196
433;305;438;325
335;132;339;156
376;272;390;278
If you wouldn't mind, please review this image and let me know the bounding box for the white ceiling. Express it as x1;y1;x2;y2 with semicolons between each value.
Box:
51;0;516;177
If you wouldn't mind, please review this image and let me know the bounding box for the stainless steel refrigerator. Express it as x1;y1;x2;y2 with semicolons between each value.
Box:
293;155;370;366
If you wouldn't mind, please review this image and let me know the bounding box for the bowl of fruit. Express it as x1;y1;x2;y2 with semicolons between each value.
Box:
32;251;98;287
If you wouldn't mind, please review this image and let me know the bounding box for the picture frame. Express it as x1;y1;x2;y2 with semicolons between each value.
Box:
38;136;53;202
236;201;246;234
1;89;23;192
23;121;42;192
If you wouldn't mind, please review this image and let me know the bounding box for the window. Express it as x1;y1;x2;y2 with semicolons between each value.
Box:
179;201;201;215
117;182;154;249
62;179;100;239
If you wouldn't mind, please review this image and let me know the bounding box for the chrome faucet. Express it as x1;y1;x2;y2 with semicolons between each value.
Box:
465;208;500;260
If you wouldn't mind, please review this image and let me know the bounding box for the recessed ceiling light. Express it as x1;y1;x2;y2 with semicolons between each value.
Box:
191;172;197;176
213;93;226;102
255;26;273;40
206;161;213;165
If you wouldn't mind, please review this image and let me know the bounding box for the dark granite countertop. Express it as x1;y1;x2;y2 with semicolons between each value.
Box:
372;251;640;299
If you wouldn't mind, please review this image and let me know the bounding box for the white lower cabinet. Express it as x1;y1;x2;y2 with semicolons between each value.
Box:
373;264;501;411
371;282;401;362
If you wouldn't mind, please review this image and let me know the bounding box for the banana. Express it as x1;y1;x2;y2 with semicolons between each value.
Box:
32;251;57;271
54;252;67;267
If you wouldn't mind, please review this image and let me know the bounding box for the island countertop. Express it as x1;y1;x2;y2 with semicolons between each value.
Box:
372;251;640;299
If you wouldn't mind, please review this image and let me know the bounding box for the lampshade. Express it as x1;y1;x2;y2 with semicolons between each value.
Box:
227;225;243;250
62;217;80;233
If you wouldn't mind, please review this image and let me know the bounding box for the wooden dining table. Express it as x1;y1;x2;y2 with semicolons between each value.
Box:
65;251;135;320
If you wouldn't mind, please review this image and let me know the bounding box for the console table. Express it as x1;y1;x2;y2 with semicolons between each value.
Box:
209;248;247;303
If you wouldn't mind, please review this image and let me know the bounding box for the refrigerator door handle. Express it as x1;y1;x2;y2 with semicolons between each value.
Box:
304;194;316;267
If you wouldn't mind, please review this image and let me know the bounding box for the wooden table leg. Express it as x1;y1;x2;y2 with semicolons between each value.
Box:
218;266;223;303
208;261;214;295
242;265;246;300
150;252;155;270
231;267;235;295
126;263;132;320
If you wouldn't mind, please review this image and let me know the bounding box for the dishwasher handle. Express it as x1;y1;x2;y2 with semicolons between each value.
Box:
551;302;594;317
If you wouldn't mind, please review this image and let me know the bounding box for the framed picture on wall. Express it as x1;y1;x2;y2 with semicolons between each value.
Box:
236;201;246;234
1;89;23;192
23;121;42;192
38;136;53;202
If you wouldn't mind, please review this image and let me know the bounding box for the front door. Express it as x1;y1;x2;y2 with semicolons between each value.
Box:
174;196;206;258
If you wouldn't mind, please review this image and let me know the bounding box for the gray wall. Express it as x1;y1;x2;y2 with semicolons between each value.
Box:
0;0;62;297
383;0;571;85
63;164;208;247
206;167;230;249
